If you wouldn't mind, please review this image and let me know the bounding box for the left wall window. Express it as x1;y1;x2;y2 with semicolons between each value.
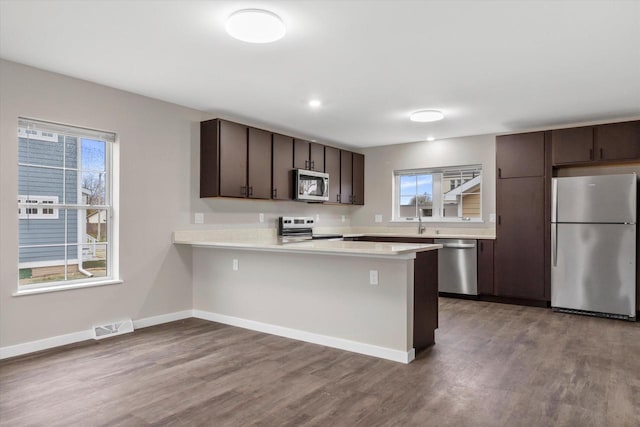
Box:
17;118;116;290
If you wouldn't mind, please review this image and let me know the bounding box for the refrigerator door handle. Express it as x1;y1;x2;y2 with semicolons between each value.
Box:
552;223;558;267
551;178;558;223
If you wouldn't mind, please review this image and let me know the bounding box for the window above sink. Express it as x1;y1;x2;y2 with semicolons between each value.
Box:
393;165;482;222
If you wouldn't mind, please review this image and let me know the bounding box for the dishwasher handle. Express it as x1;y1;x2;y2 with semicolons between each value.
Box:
441;243;476;249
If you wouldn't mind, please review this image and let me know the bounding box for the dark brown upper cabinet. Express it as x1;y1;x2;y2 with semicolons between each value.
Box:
293;138;310;170
352;152;365;205
200;119;220;198
325;146;341;203
310;142;325;172
551;126;594;165
272;134;294;200
551;121;640;165
496;132;545;178
218;120;248;198
294;138;324;171
200;119;270;199
595;121;640;162
247;128;272;199
340;150;353;204
200;118;364;204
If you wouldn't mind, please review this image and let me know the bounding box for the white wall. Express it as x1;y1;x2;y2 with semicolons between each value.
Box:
352;135;496;229
0;60;198;347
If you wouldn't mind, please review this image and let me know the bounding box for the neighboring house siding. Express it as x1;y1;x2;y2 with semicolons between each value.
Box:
18;136;78;264
462;193;481;217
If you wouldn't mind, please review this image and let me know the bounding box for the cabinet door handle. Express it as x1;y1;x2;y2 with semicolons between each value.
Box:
272;188;277;198
248;186;253;196
498;168;502;178
240;186;247;196
589;148;593;160
353;195;356;204
310;160;315;170
337;194;341;203
498;215;501;225
600;148;603;159
304;160;309;169
480;241;484;251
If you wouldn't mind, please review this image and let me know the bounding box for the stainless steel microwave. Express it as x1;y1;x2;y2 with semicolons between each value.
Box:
294;169;329;202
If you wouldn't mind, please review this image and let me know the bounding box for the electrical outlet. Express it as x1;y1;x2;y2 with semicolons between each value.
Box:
489;213;496;223
194;213;204;224
374;214;383;223
341;215;346;223
369;270;378;285
316;214;320;222
232;259;239;271
259;213;264;223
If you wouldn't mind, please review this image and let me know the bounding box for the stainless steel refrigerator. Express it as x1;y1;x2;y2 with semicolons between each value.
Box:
551;173;637;319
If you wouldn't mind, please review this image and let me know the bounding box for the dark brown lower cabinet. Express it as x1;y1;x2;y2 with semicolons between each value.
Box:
477;240;494;295
494;177;546;300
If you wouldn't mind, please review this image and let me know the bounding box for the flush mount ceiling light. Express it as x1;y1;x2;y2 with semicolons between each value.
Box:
226;9;286;43
308;99;322;108
426;136;435;142
410;110;445;122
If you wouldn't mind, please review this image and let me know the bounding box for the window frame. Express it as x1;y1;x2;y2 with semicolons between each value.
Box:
16;118;120;294
393;165;483;223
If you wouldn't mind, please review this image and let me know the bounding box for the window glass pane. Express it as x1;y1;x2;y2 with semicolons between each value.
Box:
19;245;66;286
80;243;107;279
18;135;64;167
18;165;63;200
84;209;109;243
82;139;106;173
81;172;106;205
19;208;66;245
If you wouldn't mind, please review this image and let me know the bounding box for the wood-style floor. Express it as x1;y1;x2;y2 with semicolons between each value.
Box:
1;298;639;426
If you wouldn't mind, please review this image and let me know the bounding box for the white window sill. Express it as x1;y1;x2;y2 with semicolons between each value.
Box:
390;218;484;223
13;279;123;297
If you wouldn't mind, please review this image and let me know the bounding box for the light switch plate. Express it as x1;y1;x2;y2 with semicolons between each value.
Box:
194;213;204;224
369;270;378;285
341;215;346;223
232;259;239;271
259;213;264;223
374;214;383;223
316;214;320;222
489;213;496;223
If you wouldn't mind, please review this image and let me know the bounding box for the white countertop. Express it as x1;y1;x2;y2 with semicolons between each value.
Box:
343;232;494;240
173;234;442;258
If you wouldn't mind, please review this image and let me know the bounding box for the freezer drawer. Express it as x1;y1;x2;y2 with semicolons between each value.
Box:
551;223;636;317
435;239;478;295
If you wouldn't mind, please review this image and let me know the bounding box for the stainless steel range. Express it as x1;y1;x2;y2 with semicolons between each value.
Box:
278;217;343;241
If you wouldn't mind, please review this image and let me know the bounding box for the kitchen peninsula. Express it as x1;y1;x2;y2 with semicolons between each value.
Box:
173;230;442;363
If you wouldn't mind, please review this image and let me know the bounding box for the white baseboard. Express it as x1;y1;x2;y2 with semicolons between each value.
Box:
132;310;194;329
0;309;194;360
0;329;93;360
193;309;415;364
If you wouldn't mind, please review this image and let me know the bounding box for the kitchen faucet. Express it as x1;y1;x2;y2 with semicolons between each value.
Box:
418;209;425;235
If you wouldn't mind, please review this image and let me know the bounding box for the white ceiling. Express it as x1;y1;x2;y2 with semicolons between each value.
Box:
1;0;639;148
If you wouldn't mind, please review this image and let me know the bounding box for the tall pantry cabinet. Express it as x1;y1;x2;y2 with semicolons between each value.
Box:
494;131;550;302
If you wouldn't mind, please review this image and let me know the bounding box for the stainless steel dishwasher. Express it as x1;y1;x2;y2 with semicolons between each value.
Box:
435;239;478;295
